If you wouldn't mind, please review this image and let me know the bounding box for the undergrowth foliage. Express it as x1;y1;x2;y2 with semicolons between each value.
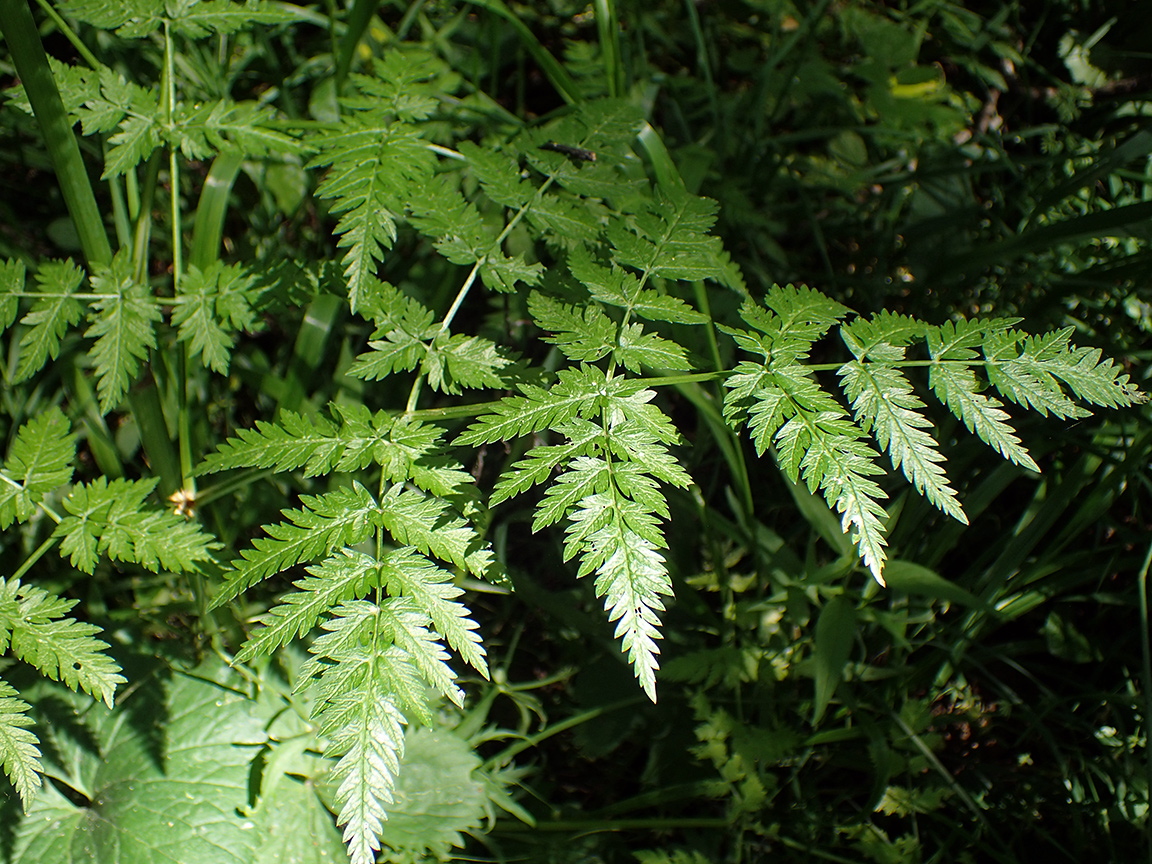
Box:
0;5;1146;864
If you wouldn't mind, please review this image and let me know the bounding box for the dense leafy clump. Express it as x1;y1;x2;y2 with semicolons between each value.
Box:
0;1;1147;862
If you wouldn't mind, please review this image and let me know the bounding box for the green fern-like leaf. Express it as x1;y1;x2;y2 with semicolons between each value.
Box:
0;576;126;708
0;407;75;529
86;251;162;413
346;49;455;123
59;0;295;39
55;477;220;574
460;141;534;209
607;187;736;286
423;332;515;394
477;363;687;699
927;320;1040;472
212;482;382;605
173;262;261;374
0;677;42;813
376;544;487;676
527;291;617;364
318;657;406;864
300;593;465;864
170;99;301;160
567;246;707;325
0;258;23;337
838;354;965;524
235;548;378;663
490;419;602;507
310;117;436;313
376;484;483;577
457;365;610;445
197;404;431;480
15;259;85;383
985;326;1142;416
564;488;673;702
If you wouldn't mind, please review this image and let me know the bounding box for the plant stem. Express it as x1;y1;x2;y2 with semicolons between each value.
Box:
0;0;111;267
1138;537;1152;864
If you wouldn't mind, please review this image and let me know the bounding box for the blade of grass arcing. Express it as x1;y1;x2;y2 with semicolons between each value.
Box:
127;382;182;499
279;293;344;413
0;0;111;267
334;0;380;85
190;151;246;270
464;0;581;106
64;360;124;480
812;594;856;725
636;122;686;195
593;0;624;98
1139;537;1152;864
938;200;1152;276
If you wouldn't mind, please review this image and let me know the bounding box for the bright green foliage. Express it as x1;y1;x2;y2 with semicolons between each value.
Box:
0;408;74;529
0;259;22;331
58;0;296;40
347;280;516;393
172;262;261;374
0;679;41;813
308;109;436;313
0;577;125;708
86;251;162;412
13;259;85;383
1;3;1148;861
721;285;1145;584
54;476;220;573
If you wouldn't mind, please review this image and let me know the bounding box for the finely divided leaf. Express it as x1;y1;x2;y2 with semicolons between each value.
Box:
458;365;607;445
0;678;42;813
527;291;616;363
212;482;381;605
606;189;732;284
173;262;261;374
377;485;477;574
983;328;1089;419
15;259;85;383
0;577;125;708
55;477;220;574
800;430;889;584
0;259;23;336
460;141;533;209
926;321;1040;471
378;547;487;676
565;492;673;702
0;407;75;529
310;122;435;312
199;404;410;478
235;548;379;663
86;252;162;414
615;322;692;372
423;333;514;394
303;604;407;864
839;357;965;523
567;246;707;324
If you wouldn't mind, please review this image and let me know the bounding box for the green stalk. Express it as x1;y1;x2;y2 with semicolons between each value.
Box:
190;151;245;270
128;383;182;499
464;0;581;105
0;0;111;267
1138;538;1152;864
593;0;623;98
335;0;380;84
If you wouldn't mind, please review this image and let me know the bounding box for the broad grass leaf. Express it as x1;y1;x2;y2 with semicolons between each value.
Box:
812;595;856;725
882;560;992;611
